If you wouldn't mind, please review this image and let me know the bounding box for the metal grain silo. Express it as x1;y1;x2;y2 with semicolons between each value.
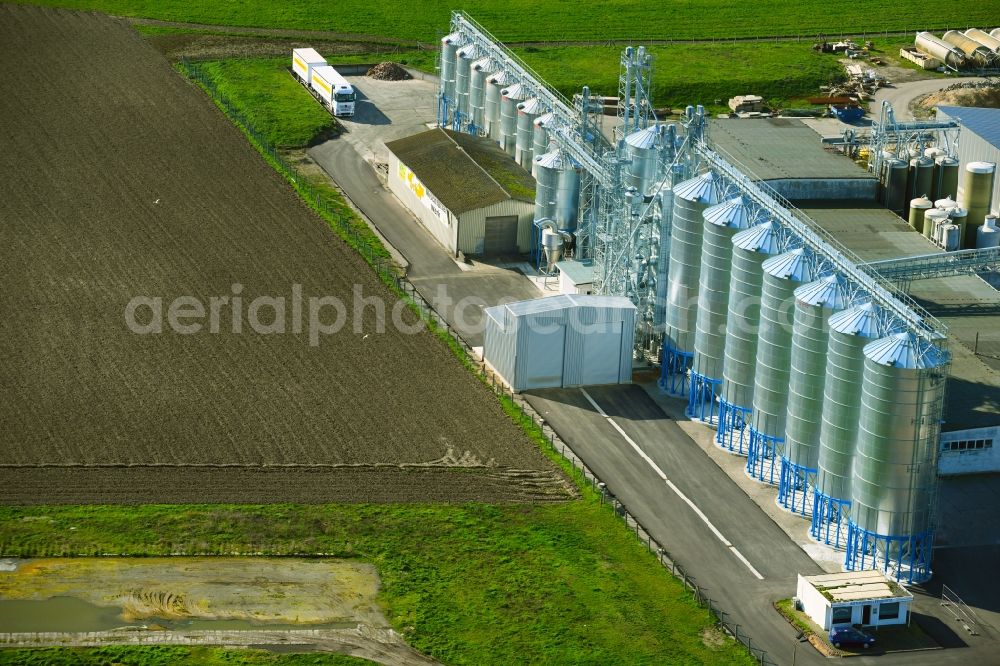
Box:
484;69;513;142
515;97;544;170
455;43;480;127
532;150;580;230
779;274;850;516
908;155;933;201
961;161;996;249
965;28;1000;53
915;32;967;69
469;56;496;134
499;83;529;156
942;30;994;65
689;197;758;424
812;302;883;548
625;125;661;197
847;332;948;583
532;112;555;175
884;158;908;215
747;248;815;484
718;221;782;452
907;195;933;233
934;155;959;202
661;171;723;396
439;33;464;123
923;208;949;240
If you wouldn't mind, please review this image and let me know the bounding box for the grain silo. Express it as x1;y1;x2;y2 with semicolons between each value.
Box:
469;56;497;134
454;43;480;126
532;149;580;230
811;302;883;548
846;332;948;583
747;247;816;484
779;274;850;515
624;126;662;197
439;32;465;123
515;97;545;170
532;112;555;174
484;69;513;142
499;83;530;157
689;197;758;424
933;155;959;202
660;171;724;396
908;155;933;201
718;221;782;453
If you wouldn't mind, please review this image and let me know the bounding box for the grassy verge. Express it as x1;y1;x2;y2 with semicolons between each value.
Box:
14;0;1000;43
0;504;752;665
0;647;369;665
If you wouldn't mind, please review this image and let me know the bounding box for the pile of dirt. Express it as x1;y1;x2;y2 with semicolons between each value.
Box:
367;62;411;81
917;79;1000;111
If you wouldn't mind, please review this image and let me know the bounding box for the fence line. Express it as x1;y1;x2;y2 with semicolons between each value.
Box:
172;59;772;666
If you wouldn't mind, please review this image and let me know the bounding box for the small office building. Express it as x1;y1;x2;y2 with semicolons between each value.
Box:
796;570;913;630
385;128;536;257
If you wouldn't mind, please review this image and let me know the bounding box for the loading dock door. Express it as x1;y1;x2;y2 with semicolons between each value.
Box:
580;321;623;385
522;325;566;389
484;215;518;255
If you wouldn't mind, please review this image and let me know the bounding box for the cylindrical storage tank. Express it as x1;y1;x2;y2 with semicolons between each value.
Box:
993;28;1000;39
554;159;581;231
935;195;958;211
515;97;544;170
884;158;908;215
499;83;529;156
693;197;759;381
439;33;462;107
849;332;947;582
532;112;555;175
721;222;782;416
961;161;996;249
965;28;1000;53
468;56;496;133
749;248;816;483
908;195;933;233
915;31;967;69
625;125;661;197
664;171;723;356
782;274;851;506
484;69;513;142
978;215;1000;248
948;206;969;248
454;43;479;125
934;156;959;202
533;151;560;222
813;302;883;546
943;30;994;65
941;223;961;251
923;208;950;241
923;146;946;160
908;156;933;201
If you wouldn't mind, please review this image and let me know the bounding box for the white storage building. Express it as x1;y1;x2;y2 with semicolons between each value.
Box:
936;106;1000;217
483;295;636;392
796;570;913;631
385;128;536;257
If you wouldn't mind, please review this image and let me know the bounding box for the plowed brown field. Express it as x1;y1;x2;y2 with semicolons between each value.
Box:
0;4;570;504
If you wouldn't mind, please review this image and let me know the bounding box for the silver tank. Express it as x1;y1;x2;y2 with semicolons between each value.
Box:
751;248;816;441
853;332;948;539
625;125;661;197
721;221;782;411
784;274;850;474
692;197;759;381
532;150;580;229
499;83;529;156
455;43;480;124
468;56;496;133
484;69;513;142
439;32;464;112
664;171;723;354
515;97;544;170
817;302;883;507
532;112;555;175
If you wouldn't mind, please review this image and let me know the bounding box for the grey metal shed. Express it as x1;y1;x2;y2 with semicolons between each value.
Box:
483;295;636;391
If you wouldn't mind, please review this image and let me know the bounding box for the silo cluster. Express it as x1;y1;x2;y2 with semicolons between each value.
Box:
882;145;959;219
905;160;997;251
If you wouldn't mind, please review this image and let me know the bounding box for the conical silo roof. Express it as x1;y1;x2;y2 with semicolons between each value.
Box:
674;170;723;205
625;125;659;150
533;149;576;170
829;301;882;337
501;83;530;100
488;69;513;85
704;196;758;229
518;97;545;114
732;220;781;253
763;247;813;280
863;332;946;369
472;56;497;72
457;43;479;58
794;273;850;309
534;111;555;128
442;32;461;44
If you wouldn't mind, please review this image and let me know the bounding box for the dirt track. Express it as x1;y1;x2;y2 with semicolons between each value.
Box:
0;5;570;504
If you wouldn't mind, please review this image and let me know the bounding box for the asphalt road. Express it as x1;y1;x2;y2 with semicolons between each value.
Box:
872;76;990;119
526;385;997;665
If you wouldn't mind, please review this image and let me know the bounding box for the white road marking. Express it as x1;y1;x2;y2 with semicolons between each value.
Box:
579;388;765;581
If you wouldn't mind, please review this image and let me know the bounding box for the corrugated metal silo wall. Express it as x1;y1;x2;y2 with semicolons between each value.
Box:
937;108;1000;218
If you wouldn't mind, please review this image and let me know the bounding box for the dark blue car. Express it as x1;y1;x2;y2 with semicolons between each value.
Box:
829;626;875;649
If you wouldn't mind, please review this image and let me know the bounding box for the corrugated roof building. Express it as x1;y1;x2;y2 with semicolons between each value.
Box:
936;106;1000;217
385;128;536;257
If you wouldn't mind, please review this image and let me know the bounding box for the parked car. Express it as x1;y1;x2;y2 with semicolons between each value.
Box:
829;626;875;649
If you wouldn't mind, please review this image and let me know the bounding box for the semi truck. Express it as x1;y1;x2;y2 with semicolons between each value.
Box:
291;49;357;118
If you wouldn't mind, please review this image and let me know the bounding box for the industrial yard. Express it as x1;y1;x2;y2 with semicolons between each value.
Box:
3;1;1000;665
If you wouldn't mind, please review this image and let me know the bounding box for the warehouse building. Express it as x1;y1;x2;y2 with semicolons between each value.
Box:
483;295;635;392
796;570;913;631
385;128;535;257
936;106;1000;218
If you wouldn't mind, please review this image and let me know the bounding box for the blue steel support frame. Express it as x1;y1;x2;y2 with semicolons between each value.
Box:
777;457;815;516
811;490;850;549
438;93;452;128
687;373;722;424
716;400;751;454
452;108;464;132
659;346;693;397
844;521;933;584
746;427;781;485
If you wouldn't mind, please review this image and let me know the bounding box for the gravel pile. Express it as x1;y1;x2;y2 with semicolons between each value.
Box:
366;62;411;81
